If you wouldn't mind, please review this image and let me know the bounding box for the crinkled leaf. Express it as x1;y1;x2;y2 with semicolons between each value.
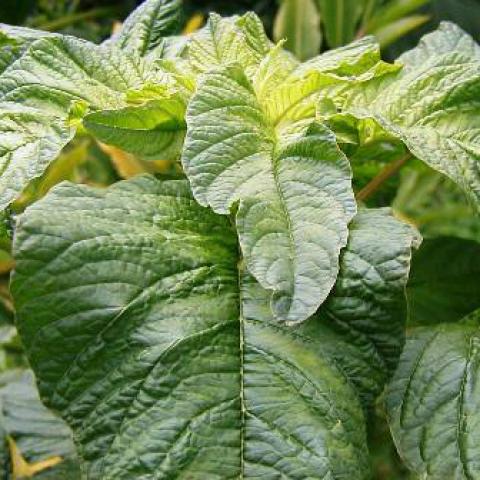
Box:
0;369;80;479
407;236;480;326
183;64;356;323
386;310;480;480
0;34;156;207
0;36;154;112
332;22;480;205
12;176;418;479
83;97;186;160
109;0;182;56
185;13;271;76
0;103;74;210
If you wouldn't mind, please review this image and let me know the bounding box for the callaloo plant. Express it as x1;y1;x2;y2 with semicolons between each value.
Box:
0;0;479;478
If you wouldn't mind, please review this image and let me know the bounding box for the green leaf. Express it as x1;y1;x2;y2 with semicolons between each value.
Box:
0;369;81;479
273;0;322;61
185;13;271;76
316;0;364;48
407;237;480;326
0;103;74;210
183;64;356;323
0;33;157;208
83;97;186;160
330;22;480;206
11;176;418;479
386;310;480;480
109;0;182;56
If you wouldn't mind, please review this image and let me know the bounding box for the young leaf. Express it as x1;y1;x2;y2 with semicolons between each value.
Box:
273;0;322;61
182;64;356;323
386;310;480;480
108;0;182;56
185;13;271;76
12;176;418;479
330;23;480;206
407;237;480;326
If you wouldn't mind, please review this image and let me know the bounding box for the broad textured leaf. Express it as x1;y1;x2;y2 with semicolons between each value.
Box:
0;36;154;112
109;0;182;56
83;97;186;160
185;13;271;76
386;310;480;480
183;64;356;323
332;22;480;205
0;34;156;207
273;0;322;61
12;176;418;479
407;237;480;326
0;370;80;479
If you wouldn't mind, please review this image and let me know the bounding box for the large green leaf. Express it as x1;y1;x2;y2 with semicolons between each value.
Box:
0;369;80;479
0;34;158;208
272;0;322;61
328;22;480;205
183;64;356;323
12;175;418;479
386;310;480;480
109;0;182;56
406;236;480;326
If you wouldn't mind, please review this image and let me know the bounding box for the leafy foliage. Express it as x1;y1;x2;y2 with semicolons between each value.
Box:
0;0;478;478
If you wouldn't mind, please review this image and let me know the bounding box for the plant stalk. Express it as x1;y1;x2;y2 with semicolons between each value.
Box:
356;152;412;202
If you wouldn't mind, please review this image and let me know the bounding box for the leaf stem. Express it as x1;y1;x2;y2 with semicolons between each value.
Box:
356;152;412;202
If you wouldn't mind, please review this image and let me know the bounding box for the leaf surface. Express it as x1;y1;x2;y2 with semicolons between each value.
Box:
332;23;480;205
109;0;182;56
183;64;356;322
386;310;480;480
12;176;418;479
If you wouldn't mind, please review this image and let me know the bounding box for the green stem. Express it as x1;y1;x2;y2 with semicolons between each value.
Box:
356;152;412;202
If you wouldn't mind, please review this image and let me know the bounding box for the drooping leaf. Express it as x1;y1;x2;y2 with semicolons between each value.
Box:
407;236;480;326
0;370;80;479
329;22;480;206
12;175;418;479
83;97;186;160
183;64;356;323
273;0;322;61
386;310;480;480
108;0;182;56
